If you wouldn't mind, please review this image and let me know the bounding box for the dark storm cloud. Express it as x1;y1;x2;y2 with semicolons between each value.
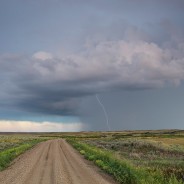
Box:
1;21;184;116
0;0;184;124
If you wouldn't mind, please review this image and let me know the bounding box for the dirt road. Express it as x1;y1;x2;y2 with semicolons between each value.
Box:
0;139;116;184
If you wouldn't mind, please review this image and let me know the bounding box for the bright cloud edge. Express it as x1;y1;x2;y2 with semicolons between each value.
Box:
0;120;85;132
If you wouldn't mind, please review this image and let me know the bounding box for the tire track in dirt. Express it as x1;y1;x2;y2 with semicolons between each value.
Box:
24;141;52;184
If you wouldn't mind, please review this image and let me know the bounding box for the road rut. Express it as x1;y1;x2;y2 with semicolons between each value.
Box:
0;139;116;184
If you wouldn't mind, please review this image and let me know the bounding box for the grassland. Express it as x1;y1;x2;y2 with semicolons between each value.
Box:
0;130;184;184
0;133;48;170
63;130;184;184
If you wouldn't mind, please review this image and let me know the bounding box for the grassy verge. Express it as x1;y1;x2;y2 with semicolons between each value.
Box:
85;138;184;180
67;138;183;184
0;139;44;171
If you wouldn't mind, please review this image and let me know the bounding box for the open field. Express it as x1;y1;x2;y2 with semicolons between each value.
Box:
0;130;184;184
0;133;48;170
62;130;184;184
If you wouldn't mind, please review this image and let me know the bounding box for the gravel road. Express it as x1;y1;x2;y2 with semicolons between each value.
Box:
0;139;116;184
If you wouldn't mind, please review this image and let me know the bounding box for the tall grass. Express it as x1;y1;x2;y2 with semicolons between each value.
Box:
0;139;43;171
68;138;183;184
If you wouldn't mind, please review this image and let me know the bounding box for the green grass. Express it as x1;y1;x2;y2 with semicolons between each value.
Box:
68;138;184;184
0;139;45;171
85;138;184;181
0;130;183;183
0;134;42;151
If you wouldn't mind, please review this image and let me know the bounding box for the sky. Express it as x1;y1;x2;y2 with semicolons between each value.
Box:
0;0;184;132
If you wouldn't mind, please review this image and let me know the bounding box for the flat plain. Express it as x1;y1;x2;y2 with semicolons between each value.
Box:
0;130;184;184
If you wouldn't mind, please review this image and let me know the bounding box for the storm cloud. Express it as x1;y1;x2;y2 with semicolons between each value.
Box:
1;29;184;116
0;0;184;131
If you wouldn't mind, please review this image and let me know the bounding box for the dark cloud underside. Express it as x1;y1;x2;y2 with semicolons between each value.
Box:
0;0;184;130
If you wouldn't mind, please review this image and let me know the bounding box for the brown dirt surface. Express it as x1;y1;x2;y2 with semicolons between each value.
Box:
0;139;117;184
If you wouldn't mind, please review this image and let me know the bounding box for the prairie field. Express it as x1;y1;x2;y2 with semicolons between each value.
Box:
0;133;48;170
0;130;184;184
60;130;184;184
